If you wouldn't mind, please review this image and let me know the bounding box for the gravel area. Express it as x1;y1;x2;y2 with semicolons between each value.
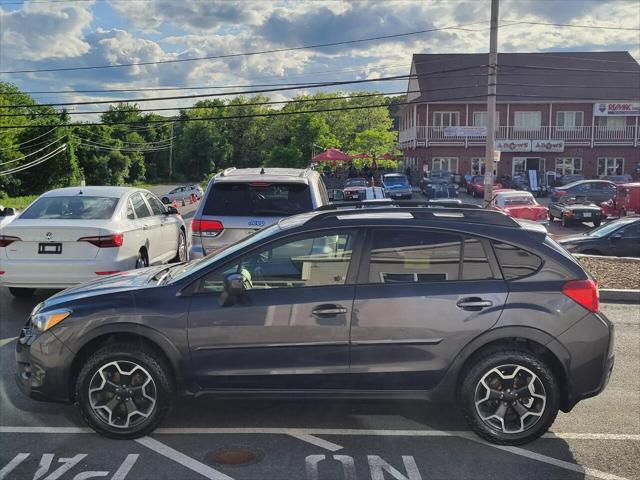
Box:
577;256;640;290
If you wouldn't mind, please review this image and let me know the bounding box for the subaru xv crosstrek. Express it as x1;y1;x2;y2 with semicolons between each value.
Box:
15;203;614;444
189;167;330;258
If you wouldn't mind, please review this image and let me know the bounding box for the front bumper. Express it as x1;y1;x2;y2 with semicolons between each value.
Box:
15;324;75;403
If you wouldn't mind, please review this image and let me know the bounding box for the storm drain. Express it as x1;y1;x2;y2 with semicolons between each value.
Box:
205;446;264;467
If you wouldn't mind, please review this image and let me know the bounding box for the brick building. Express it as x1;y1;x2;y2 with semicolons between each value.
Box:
398;52;640;183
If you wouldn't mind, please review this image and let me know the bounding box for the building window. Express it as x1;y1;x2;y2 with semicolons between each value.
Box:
598;117;626;130
433;112;459;127
472;111;500;127
598;158;624;176
514;111;542;131
433;157;458;173
555;158;582;175
557;111;583;128
470;157;497;176
513;158;526;176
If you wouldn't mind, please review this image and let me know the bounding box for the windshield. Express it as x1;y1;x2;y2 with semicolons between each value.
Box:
587;221;626;238
384;175;408;185
19;196;119;220
346;178;367;187
203;182;312;216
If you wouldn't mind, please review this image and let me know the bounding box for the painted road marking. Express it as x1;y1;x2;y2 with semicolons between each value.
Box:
0;453;29;480
135;436;233;480
459;433;632;480
2;425;640;441
0;337;18;348
288;432;344;452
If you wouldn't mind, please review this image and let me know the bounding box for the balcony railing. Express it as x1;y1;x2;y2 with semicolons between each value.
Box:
400;125;639;146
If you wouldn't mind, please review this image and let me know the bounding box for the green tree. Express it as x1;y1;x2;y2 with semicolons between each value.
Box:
351;129;398;159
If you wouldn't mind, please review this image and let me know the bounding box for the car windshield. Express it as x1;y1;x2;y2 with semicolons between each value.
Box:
384;175;408;185
346;178;367;186
19;196;119;220
587;221;627;238
202;182;312;216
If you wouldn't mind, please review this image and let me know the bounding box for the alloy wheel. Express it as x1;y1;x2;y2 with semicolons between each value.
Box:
88;360;157;429
177;233;187;262
474;364;546;434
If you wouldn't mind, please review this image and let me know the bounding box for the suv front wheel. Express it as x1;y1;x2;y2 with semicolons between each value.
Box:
75;343;175;439
459;349;559;445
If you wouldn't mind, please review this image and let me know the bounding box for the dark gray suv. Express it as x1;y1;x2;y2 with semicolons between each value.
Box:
16;203;614;445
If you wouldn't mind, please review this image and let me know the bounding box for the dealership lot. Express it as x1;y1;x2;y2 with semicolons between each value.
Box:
1;289;637;480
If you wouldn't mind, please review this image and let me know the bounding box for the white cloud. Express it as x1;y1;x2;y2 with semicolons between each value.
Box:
0;1;93;61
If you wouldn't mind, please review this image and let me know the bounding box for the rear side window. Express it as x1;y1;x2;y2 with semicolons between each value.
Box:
463;238;494;280
493;241;542;279
20;196;119;220
203;182;312;217
131;193;151;218
368;230;461;283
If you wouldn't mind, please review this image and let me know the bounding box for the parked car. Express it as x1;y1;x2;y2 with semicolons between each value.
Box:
550;180;616;204
555;174;585;187
0;204;18;228
159;184;203;204
382;173;412;199
600;174;632;185
15;204;613;445
557;216;640;257
493;191;548;224
600;182;640;218
0;186;187;298
548;197;604;227
342;177;369;200
189;167;329;259
421;170;458;199
468;176;502;198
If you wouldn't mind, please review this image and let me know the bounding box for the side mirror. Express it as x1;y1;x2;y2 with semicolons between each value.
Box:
166;206;179;215
218;273;246;306
611;233;622;241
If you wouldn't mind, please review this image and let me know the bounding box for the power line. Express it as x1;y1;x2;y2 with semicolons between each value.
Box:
0;127;58;151
1;144;67;176
0;136;65;166
0;67;483;108
0;21;490;75
75;141;171;153
508;20;640;32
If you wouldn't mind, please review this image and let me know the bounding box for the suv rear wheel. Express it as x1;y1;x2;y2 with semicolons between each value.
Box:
75;343;175;439
459;349;559;445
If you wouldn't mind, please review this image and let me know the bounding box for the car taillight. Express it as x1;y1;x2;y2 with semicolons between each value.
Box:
562;279;599;313
79;234;124;248
0;235;21;247
191;219;224;237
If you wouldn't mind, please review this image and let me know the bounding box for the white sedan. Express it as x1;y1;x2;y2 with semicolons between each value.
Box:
0;186;188;297
159;184;203;204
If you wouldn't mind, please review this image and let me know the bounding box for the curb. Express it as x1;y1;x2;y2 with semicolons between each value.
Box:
600;289;640;303
574;253;640;263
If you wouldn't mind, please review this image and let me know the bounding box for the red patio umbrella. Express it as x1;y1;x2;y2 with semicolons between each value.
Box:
311;148;352;168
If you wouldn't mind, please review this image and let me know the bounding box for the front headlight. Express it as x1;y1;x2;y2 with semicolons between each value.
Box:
32;308;71;332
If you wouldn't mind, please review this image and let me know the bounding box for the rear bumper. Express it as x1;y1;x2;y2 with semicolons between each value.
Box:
0;256;135;288
15;326;75;403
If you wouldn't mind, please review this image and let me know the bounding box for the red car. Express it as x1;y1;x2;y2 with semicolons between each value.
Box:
494;191;548;224
342;177;369;200
468;176;503;197
601;182;640;218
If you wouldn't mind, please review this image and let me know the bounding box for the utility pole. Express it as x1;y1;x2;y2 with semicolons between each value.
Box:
483;0;499;206
168;121;174;182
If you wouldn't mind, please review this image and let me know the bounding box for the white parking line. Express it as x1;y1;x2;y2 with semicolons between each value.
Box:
287;432;343;452
0;337;17;348
135;436;234;480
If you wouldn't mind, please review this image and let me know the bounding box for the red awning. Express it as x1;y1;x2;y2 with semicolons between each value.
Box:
312;148;352;162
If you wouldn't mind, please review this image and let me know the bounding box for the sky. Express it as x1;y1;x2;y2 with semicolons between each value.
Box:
0;0;639;120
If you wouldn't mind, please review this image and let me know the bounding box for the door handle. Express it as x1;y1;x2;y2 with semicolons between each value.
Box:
456;297;493;311
312;304;348;317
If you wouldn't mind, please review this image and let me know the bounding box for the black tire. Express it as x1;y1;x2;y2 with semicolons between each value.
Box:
161;197;170;204
8;287;35;298
548;212;554;222
593;218;601;227
75;342;175;439
619;209;627;217
562;214;571;227
459;348;559;445
170;230;187;263
135;249;149;269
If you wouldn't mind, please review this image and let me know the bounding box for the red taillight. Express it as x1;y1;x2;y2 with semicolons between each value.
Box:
95;271;120;275
191;219;223;237
562;279;599;313
0;271;5;275
0;235;21;247
79;233;124;248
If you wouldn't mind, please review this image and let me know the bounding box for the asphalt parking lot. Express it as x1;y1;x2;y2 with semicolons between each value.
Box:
0;287;638;480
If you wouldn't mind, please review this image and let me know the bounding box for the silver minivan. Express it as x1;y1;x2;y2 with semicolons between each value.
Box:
189;167;330;258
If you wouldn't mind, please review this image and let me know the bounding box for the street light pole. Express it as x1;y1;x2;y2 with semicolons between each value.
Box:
168;121;174;181
483;0;499;206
